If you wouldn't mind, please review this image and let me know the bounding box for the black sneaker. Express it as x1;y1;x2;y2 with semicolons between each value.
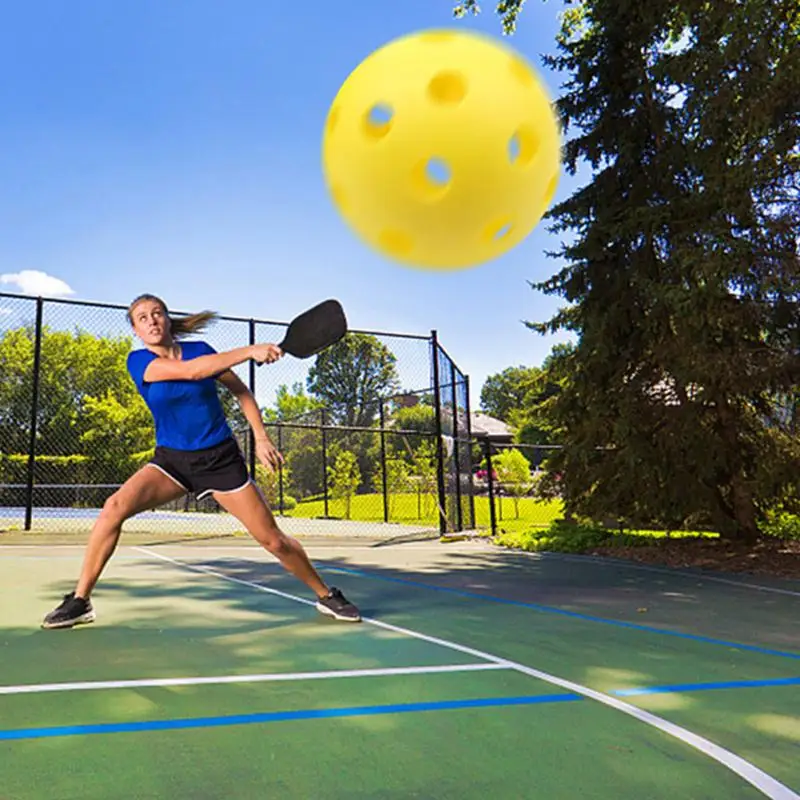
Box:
42;592;96;630
316;587;361;623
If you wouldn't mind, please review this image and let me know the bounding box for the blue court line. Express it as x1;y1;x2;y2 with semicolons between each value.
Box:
4;677;798;742
323;565;800;661
614;676;800;696
0;693;580;741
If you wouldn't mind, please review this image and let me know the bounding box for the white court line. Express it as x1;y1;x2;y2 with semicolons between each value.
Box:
0;663;507;697
134;546;799;800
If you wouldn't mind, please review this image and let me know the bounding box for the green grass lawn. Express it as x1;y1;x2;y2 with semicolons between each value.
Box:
484;496;566;531
283;491;564;530
276;488;795;555
280;490;721;555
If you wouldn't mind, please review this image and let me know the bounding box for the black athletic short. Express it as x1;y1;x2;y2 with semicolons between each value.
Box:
148;437;250;500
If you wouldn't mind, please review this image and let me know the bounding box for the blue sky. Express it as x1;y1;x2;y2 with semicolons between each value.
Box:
0;0;582;403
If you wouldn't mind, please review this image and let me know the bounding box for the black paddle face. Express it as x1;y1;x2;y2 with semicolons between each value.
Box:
277;299;347;359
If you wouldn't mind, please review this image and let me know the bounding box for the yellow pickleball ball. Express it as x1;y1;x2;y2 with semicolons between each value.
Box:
321;28;562;270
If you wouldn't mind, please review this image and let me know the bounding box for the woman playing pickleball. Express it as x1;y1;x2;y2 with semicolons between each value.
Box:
42;293;361;628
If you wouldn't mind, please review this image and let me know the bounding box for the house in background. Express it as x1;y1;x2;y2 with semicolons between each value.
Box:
388;393;515;453
469;411;513;448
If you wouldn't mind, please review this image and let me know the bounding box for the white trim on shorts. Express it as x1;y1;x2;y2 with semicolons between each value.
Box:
145;463;188;492
196;478;252;501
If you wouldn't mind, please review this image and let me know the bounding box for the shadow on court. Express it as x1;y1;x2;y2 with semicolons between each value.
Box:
164;540;800;651
1;538;799;799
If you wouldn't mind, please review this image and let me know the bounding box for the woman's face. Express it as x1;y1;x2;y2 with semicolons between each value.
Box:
130;299;171;347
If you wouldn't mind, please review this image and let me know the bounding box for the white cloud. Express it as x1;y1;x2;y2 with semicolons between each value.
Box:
0;307;12;316
0;270;75;298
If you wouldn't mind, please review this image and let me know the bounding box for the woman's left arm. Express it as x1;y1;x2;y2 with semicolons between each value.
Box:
216;371;284;470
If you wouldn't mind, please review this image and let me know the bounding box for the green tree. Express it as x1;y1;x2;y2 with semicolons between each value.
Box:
217;384;247;437
411;438;439;519
254;462;295;510
0;326;153;466
262;382;325;423
373;458;412;517
480;366;543;422
261;383;325;499
376;402;439;517
453;0;527;35
282;430;323;500
527;0;800;540
390;403;438;460
0;327;39;454
81;390;154;482
327;449;361;519
307;334;400;495
0;324;253;485
306;334;400;429
494;448;533;519
512;344;573;451
391;403;437;433
480;356;566;454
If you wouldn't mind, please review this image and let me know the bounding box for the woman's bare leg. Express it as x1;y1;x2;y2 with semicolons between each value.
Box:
212;481;328;595
75;466;185;598
212;481;361;621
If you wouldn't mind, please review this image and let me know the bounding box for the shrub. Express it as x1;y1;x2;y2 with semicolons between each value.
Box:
494;519;668;553
760;509;800;540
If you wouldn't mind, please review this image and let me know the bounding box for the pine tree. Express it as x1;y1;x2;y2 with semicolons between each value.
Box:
527;0;800;540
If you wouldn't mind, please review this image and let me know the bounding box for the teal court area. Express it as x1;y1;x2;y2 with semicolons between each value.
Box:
1;536;799;799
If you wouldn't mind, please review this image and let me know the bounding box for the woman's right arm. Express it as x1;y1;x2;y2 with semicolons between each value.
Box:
143;344;281;382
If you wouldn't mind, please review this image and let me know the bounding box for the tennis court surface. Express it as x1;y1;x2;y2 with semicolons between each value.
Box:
2;535;799;799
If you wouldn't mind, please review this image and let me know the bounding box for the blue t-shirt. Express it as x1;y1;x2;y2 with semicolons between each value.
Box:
127;340;233;451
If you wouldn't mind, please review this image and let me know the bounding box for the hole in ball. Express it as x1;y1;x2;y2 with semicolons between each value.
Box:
363;103;394;140
426;158;451;186
368;104;393;125
427;71;467;105
508;126;539;166
484;218;515;243
410;157;452;202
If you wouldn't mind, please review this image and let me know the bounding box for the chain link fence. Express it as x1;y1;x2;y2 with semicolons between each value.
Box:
433;338;476;534
473;440;565;534
0;292;490;539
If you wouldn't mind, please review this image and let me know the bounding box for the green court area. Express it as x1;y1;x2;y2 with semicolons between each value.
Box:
1;537;799;799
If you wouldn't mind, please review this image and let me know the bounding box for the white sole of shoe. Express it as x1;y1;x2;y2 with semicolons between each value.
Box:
316;602;361;623
41;610;97;630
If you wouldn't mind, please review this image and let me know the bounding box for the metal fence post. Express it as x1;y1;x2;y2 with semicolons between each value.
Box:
321;408;329;518
379;400;389;523
464;374;476;530
248;318;257;480
24;297;44;531
450;361;463;532
430;331;448;534
484;437;498;536
277;422;285;514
